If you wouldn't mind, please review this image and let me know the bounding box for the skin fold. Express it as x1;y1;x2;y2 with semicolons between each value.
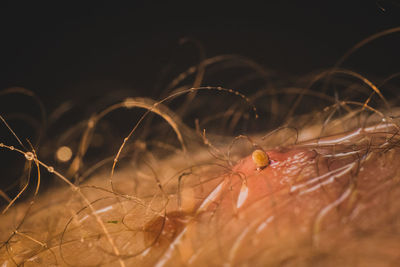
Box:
1;25;400;266
1;118;400;266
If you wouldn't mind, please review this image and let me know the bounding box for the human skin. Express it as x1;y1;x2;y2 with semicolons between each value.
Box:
1;27;400;266
1;112;400;267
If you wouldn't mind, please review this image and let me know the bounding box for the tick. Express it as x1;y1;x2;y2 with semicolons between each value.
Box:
252;149;269;170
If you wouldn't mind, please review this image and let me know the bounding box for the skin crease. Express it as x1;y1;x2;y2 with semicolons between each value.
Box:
1;24;400;267
1;119;400;267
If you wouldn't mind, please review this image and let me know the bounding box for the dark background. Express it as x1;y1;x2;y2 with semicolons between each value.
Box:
1;1;400;108
0;0;400;197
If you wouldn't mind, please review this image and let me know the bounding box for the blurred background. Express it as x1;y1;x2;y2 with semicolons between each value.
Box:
1;1;400;105
0;1;400;196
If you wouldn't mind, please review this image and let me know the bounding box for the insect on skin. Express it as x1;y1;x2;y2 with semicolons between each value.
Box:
252;149;270;170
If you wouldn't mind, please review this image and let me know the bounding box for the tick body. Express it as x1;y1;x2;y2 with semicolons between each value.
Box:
252;149;270;170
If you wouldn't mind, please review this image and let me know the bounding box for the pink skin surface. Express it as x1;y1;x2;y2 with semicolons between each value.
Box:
139;132;400;267
1;128;400;267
